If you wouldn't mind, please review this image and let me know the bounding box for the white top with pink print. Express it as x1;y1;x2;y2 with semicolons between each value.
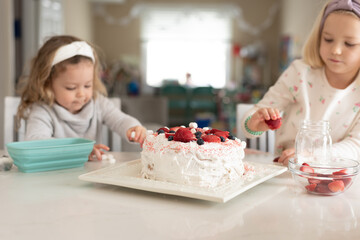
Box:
241;59;360;160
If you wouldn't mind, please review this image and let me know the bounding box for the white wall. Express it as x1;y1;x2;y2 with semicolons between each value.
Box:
0;0;15;148
281;0;326;57
63;0;93;42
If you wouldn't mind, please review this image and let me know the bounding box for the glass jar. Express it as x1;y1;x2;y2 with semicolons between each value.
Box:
295;120;332;164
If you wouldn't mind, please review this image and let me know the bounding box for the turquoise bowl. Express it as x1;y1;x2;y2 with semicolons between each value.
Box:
6;138;95;173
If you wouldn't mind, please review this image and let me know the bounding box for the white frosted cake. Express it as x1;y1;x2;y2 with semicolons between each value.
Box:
141;123;247;188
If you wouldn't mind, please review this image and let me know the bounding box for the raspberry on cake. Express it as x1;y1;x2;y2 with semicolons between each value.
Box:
141;122;247;188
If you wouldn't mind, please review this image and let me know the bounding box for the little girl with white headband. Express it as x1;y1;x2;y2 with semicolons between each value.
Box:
16;35;147;160
241;0;360;165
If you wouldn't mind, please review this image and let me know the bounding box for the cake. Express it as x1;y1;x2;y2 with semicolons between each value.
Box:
141;122;248;188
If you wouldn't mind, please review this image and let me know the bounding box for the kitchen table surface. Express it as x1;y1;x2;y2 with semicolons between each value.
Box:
1;151;359;240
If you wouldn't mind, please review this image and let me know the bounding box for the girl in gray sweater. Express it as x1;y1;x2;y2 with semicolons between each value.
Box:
16;35;146;160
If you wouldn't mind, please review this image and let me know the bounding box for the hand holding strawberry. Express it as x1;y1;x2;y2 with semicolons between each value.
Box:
247;107;281;132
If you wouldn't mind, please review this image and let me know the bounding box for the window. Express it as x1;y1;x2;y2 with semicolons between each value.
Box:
140;6;232;88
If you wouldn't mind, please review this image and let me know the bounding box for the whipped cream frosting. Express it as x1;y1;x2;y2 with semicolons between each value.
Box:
141;132;247;188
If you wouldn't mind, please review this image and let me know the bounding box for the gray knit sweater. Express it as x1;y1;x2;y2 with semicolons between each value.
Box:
25;95;141;144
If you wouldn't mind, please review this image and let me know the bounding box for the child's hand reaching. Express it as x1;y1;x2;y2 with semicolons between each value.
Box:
127;125;147;146
247;107;281;132
275;148;295;166
89;144;110;161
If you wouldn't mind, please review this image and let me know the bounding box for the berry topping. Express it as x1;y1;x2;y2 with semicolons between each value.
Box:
170;126;181;132
197;138;204;145
265;117;282;130
202;134;221;143
210;129;230;137
169;130;176;133
173;128;196;142
220;136;225;142
168;136;174;141
157;127;170;133
228;135;235;140
165;132;175;138
195;131;202;139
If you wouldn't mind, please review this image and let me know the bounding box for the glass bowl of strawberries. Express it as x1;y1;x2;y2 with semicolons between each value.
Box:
288;157;359;196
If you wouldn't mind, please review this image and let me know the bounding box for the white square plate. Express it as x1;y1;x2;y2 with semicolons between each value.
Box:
79;159;287;203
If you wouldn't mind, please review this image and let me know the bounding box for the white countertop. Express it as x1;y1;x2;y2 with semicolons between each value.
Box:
1;151;360;240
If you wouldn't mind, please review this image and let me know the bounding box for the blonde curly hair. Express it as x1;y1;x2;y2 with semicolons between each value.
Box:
16;35;107;127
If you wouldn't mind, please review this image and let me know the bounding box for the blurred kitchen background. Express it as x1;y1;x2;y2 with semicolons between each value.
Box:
0;0;327;148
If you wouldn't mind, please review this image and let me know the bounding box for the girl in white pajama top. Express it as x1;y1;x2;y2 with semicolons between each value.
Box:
242;0;360;165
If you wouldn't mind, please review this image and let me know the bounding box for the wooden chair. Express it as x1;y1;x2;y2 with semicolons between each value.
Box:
3;96;122;151
236;103;275;154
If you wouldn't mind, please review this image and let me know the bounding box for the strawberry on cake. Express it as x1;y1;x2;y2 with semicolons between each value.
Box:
141;122;247;188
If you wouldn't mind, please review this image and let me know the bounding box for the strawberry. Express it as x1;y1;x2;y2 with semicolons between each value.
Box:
300;165;315;174
328;180;345;193
305;183;317;192
202;134;221;143
273;157;279;162
315;183;332;194
333;169;347;175
210;129;230;138
173;128;196;142
308;174;322;184
265;117;282;130
170;126;181;132
165;132;175;138
157;127;170;133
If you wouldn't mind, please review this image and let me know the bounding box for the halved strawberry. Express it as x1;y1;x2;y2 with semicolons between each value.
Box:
170;126;181;132
202;134;221;143
333;169;347;175
331;170;352;187
300;165;315;173
265;117;282;130
210;129;230;138
315;183;331;194
173;128;196;142
308;174;321;184
157;127;170;133
341;178;353;187
194;128;204;133
165;132;175;138
305;183;317;192
328;180;345;193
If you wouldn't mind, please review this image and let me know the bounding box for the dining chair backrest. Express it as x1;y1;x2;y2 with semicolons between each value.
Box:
4;96;25;148
3;96;122;151
236;103;275;154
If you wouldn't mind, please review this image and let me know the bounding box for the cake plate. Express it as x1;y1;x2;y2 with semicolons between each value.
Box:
79;159;287;203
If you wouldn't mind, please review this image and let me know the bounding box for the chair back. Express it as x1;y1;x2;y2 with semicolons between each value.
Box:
4;96;25;148
236;103;275;154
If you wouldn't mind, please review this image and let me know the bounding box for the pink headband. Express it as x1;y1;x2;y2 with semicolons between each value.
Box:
320;0;360;30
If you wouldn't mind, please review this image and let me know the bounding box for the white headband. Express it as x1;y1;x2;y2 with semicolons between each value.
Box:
51;41;95;66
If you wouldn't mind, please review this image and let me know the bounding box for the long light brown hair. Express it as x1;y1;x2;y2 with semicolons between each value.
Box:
16;35;107;127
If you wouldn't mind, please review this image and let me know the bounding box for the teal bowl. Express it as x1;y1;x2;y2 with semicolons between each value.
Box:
6;138;95;173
